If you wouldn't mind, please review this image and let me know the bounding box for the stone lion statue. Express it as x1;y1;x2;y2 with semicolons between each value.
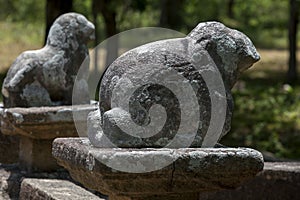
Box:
2;13;94;107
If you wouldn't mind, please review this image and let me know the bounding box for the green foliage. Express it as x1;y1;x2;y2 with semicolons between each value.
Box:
230;0;289;48
117;2;160;30
0;0;298;48
0;0;45;22
73;0;92;19
183;0;226;31
182;0;290;48
221;77;300;159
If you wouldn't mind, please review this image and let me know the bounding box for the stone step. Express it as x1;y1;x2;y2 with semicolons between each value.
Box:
19;178;105;200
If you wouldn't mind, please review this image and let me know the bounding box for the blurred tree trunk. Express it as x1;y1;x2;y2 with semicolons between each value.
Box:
93;0;118;68
159;0;183;30
287;0;299;84
227;0;235;19
92;0;99;72
45;0;73;44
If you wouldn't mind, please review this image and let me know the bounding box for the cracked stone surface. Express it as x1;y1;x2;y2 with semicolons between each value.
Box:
91;21;260;148
52;138;264;199
2;13;94;107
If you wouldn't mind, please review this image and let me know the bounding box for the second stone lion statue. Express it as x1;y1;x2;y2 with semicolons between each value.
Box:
2;13;94;107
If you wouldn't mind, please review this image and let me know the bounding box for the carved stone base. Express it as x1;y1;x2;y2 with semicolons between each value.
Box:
53;138;264;200
0;104;97;172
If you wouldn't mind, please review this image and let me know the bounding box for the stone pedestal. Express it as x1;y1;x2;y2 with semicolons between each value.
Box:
19;136;59;172
0;104;96;172
0;131;19;164
52;138;264;200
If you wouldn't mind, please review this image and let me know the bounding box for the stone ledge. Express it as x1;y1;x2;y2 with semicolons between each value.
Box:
52;138;264;199
0;104;96;139
20;178;104;200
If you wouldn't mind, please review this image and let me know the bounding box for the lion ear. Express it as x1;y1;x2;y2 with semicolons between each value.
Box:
76;15;87;24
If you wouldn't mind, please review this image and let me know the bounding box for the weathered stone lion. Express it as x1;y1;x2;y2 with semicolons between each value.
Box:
88;22;260;148
2;13;94;107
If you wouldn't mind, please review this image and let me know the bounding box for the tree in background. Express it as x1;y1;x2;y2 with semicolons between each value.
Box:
45;0;73;43
92;0;118;67
159;0;184;30
287;0;299;84
227;0;235;19
92;0;147;68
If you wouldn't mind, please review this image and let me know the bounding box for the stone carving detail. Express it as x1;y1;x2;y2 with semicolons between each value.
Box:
88;21;260;148
2;13;94;107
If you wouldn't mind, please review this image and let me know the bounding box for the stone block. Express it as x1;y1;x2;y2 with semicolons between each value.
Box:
0;104;97;172
52;138;264;200
20;178;104;200
0;104;96;139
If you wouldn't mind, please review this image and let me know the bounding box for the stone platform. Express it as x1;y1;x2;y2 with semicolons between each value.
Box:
1;161;299;199
52;138;264;200
0;104;97;172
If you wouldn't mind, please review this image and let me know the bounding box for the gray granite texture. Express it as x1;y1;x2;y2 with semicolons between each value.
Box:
2;13;94;107
52;138;264;200
90;21;260;148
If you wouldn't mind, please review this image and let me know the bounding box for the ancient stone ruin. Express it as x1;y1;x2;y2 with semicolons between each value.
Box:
2;13;94;108
53;22;265;200
0;12;299;200
0;13;96;172
88;21;260;148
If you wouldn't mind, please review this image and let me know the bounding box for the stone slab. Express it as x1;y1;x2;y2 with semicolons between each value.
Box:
19;178;104;200
0;104;97;139
52;138;264;199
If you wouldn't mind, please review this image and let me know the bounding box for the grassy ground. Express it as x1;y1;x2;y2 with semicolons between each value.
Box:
1;21;300;159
